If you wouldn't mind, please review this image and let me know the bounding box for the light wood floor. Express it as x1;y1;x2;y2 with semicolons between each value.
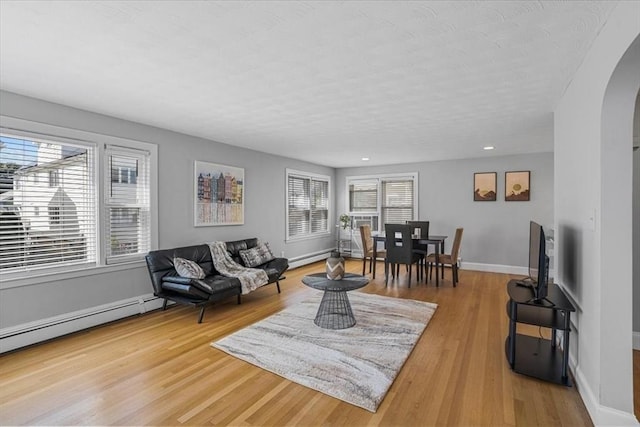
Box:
0;260;595;426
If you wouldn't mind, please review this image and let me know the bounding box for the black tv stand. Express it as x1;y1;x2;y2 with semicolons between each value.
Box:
527;296;556;307
505;279;575;386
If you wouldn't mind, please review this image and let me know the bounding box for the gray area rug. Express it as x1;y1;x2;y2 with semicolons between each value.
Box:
211;291;437;412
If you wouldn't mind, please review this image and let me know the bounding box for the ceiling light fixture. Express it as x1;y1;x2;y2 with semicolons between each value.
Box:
362;157;370;161
483;146;495;150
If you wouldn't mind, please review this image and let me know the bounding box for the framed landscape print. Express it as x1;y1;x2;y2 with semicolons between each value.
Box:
194;161;244;226
505;171;530;201
474;172;497;201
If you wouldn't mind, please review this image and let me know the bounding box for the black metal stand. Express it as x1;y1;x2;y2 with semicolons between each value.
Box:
505;280;575;386
314;290;356;329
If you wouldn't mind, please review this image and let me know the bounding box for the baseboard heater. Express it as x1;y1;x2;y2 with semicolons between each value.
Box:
288;249;334;269
0;294;167;354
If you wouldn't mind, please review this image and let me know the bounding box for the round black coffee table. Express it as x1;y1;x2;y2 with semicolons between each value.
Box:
301;272;369;329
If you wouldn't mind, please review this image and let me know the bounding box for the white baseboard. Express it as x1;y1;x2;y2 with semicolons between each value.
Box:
0;293;167;353
634;331;640;351
288;249;333;269
461;262;528;275
573;361;639;426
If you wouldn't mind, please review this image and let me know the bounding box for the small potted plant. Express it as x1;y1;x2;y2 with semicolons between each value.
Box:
339;213;351;230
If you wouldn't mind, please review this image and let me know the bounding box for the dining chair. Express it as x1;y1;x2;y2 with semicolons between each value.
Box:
406;220;430;278
427;227;464;286
384;223;422;287
359;224;386;278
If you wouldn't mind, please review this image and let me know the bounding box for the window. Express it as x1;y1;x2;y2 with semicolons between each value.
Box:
0;123;156;276
346;173;418;232
286;169;330;240
0;134;96;271
105;146;150;263
48;169;59;187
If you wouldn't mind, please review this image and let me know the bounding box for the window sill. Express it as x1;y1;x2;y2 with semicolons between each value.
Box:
0;260;147;290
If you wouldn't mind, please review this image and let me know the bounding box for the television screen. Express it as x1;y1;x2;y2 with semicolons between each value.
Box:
528;221;549;302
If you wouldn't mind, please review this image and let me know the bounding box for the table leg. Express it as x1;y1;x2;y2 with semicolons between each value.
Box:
314;290;356;329
440;240;445;279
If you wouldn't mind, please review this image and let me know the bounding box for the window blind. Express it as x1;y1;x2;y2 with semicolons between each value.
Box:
349;181;377;213
286;171;330;240
105;146;150;263
0;135;96;271
381;179;414;225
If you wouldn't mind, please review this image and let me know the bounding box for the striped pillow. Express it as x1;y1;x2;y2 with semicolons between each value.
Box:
173;257;205;279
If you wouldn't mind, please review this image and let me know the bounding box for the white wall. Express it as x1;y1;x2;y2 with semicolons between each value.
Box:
554;2;640;425
336;153;554;273
633;92;640;345
0;91;335;342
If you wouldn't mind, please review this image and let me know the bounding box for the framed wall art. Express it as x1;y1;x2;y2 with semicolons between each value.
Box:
474;172;497;201
194;161;244;226
505;171;530;201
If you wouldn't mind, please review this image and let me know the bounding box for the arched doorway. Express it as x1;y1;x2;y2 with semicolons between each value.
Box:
600;34;640;421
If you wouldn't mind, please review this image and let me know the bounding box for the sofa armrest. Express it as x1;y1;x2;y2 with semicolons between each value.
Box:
161;280;210;299
162;275;193;285
163;276;213;294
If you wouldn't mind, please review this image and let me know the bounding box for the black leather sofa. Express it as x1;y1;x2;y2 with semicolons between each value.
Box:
145;238;288;323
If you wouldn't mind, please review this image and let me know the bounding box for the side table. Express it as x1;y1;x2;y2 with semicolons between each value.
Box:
302;273;369;329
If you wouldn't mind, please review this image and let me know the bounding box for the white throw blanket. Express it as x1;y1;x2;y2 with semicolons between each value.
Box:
209;241;269;295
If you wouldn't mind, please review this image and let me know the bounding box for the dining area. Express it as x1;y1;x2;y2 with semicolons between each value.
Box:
358;221;464;288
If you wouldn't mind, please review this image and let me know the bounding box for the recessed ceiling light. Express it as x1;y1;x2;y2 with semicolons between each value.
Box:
483;146;495;150
361;157;370;161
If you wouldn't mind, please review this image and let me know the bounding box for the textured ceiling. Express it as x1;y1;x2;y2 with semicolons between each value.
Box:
0;1;617;167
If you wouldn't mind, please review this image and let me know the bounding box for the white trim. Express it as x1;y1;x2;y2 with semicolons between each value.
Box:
460;262;528;276
0;258;146;290
572;353;639;426
288;249;333;269
634;331;640;351
0;293;168;353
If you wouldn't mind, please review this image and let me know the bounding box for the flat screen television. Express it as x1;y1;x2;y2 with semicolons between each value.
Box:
523;220;550;303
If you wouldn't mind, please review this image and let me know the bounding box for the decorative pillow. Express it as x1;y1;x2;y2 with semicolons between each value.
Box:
239;242;275;268
173;257;205;279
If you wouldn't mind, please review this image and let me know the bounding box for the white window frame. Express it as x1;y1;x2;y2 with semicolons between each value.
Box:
345;172;419;233
0;116;158;288
285;168;332;242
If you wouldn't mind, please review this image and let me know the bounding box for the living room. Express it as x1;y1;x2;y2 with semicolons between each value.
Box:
0;1;638;426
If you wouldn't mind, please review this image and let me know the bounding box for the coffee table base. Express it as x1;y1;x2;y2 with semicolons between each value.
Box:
314;290;356;329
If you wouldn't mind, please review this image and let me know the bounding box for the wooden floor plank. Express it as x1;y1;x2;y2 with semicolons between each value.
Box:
0;260;598;426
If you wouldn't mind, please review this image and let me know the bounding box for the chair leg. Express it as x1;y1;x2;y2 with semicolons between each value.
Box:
276;280;281;293
362;257;366;276
384;261;389;286
237;295;242;304
162;299;168;310
453;265;458;286
408;265;412;288
198;306;206;323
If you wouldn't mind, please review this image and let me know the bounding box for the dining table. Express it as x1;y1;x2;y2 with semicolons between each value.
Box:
372;233;448;286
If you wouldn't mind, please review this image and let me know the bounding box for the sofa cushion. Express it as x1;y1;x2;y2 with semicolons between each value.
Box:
173;257;205;279
239;242;275;267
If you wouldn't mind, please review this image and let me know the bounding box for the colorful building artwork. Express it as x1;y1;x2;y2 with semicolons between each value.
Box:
194;162;244;226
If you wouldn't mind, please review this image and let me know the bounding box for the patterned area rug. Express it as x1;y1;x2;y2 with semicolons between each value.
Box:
211;292;437;412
